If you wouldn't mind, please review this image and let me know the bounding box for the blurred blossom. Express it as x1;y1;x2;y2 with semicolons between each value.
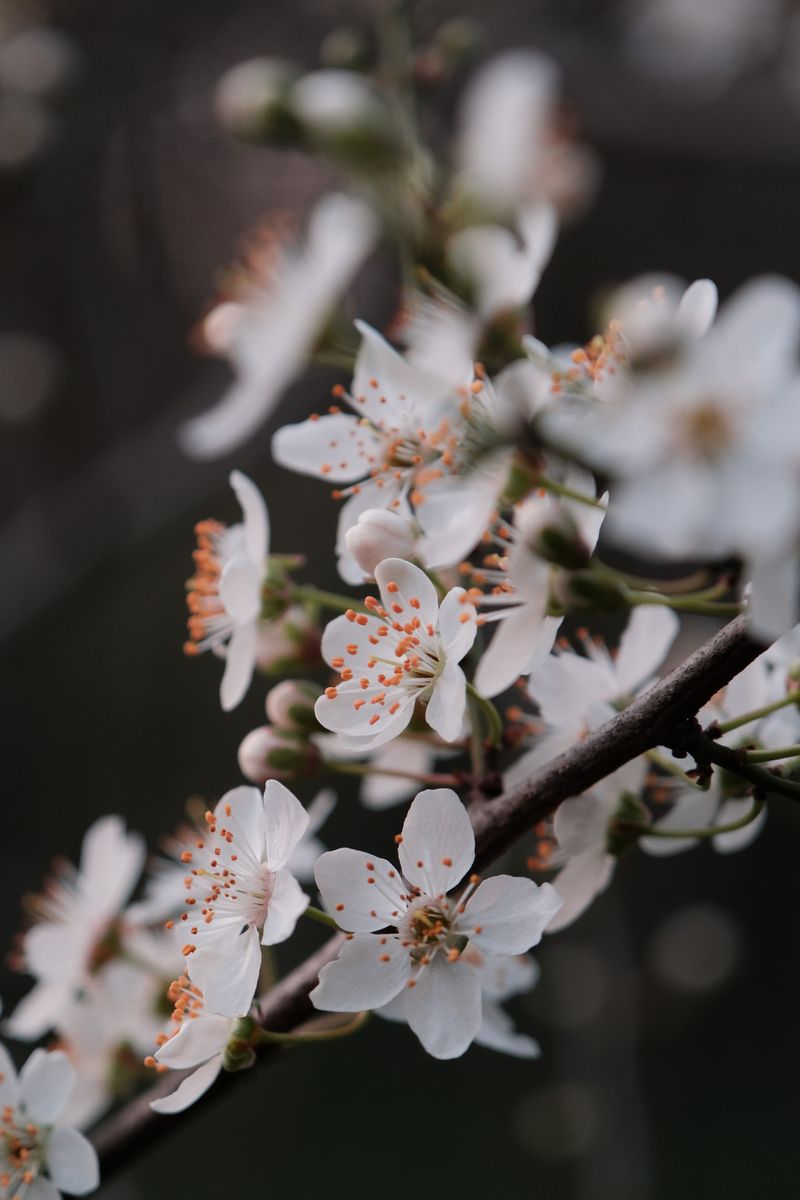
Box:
513;1081;599;1160
0;90;51;169
0;332;60;424
0;25;79;99
624;0;782;95
647;903;744;994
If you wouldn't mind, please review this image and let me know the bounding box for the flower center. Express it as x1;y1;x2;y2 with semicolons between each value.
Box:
679;398;733;461
401;898;466;965
0;1110;44;1194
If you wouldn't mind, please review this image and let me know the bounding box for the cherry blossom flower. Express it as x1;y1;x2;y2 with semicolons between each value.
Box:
272;322;516;583
179;193;377;458
474;468;607;699
314;559;479;750
6;817;145;1041
311;788;561;1059
0;1046;99;1198
376;949;541;1058
176;782;310;1017
447;203;557;321
148;976;237;1116
183;470;269;712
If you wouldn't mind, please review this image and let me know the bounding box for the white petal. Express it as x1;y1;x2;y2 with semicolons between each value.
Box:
470;951;540;1000
79;815;146;921
374;558;440;629
477;1000;540;1058
0;1042;18;1108
149;1056;223;1115
272;412;382;483
546;848;615;933
398;788;474;896
19;1049;75;1124
305;787;337;835
426;661;467;743
352;320;461;423
261;868;308;945
262;780;310;870
25;1178;61;1200
553;793;614;857
678;278;718;338
215;786;265;865
311;934;411;1012
314;848;407;932
474;605;552;699
155;1015;231;1069
746;553;800;643
219;621;257;711
404;956;482;1059
46;1127;100;1195
462;877;563;954
189;928;262;1018
639;786;719;857
437;588;479;662
362;741;434;810
229;469;269;562
4;981;69;1040
614;605;680;695
219;555;261;623
713;798;767;855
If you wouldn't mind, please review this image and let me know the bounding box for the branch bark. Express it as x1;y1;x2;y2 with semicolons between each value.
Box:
92;614;761;1175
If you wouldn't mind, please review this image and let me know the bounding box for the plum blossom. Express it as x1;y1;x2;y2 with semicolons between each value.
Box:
6;817;145;1041
377;949;542;1058
314;559;478;750
148;976;237;1116
0;1046;99;1198
183;470;269;711
177;782;310;1017
272;322;518;583
447;203;557;322
474;468;608;699
179;192;377;458
311;788;561;1058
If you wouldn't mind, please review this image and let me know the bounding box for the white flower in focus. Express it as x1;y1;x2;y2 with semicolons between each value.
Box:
149;976;237;1116
377;949;541;1058
6;817;145;1041
177;783;310;1017
183;470;269;712
0;1046;99;1197
314;559;478;749
311;788;561;1059
179;193;377;458
474;469;608;699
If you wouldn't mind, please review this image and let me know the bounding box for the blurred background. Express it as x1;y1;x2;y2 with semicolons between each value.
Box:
2;0;800;1196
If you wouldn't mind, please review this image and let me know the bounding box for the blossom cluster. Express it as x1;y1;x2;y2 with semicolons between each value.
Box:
6;17;800;1197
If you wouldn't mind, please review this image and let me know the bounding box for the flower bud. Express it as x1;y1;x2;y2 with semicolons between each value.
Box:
265;679;319;732
237;725;320;784
345;508;417;577
553;570;628;612
256;605;321;672
289;70;400;167
215;58;301;144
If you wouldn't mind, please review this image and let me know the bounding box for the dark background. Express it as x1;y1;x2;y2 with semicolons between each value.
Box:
2;1;799;1196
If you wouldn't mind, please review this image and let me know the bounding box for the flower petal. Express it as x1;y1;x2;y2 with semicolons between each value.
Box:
150;1056;223;1115
4;981;70;1040
476;1000;540;1059
0;1042;18;1108
272;411;383;484
404;956;482;1059
437;588;479;662
19;1049;75;1125
374;558;440;629
262;780;310;871
219;621;257;711
188;927;262;1018
219;555;261;623
155;1015;232;1069
314;848;407;932
229;469;269;563
425;660;467;743
215;786;265;865
614;605;679;695
46;1127;100;1195
462;876;563;954
546;848;615;933
311;934;411;1011
261;868;308;945
398;789;474;896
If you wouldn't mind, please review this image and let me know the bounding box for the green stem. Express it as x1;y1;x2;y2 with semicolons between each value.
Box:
745;744;800;764
627;589;741;617
644;748;705;790
303;905;341;932
536;473;606;510
291;585;369;615
466;683;503;748
622;797;764;841
323;759;461;786
714;691;800;734
592;559;713;595
255;1011;370;1046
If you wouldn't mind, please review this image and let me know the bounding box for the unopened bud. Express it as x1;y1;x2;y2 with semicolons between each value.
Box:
290;70;400;167
215;57;301;144
554;570;628;612
237;725;320;784
345;508;417;578
265;679;320;731
256;605;321;672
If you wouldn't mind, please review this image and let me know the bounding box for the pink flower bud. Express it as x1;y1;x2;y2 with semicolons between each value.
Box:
265;679;319;731
344;509;417;577
238;726;314;784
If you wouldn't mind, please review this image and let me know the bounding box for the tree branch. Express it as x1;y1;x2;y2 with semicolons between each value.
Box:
92;614;761;1175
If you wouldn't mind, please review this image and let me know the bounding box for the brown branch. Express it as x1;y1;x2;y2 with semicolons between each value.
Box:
92;614;761;1175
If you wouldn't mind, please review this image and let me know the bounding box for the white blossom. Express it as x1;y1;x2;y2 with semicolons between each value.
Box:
183;470;269;712
0;1046;99;1198
314;559;478;749
311;788;561;1058
149;976;236;1116
179;192;377;458
177;783;310;1017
